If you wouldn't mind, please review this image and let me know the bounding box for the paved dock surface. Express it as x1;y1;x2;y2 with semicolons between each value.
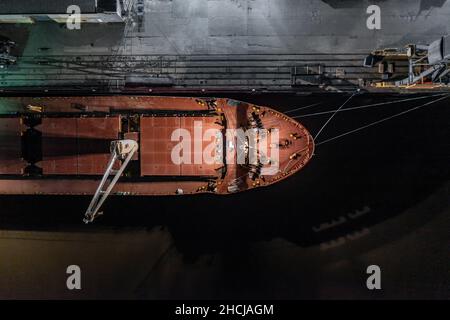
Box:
1;0;449;89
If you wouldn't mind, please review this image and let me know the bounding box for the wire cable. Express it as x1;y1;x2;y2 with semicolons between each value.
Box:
315;94;450;146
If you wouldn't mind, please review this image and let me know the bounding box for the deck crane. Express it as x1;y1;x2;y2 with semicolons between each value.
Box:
83;139;138;224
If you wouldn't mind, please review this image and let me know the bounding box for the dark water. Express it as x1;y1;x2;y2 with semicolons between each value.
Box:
1;92;449;258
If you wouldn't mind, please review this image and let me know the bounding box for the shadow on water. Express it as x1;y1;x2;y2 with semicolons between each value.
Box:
0;93;449;257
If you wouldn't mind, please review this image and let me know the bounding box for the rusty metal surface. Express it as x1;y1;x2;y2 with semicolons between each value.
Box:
140;116;222;177
180;117;222;176
140;117;181;176
0;179;208;196
0;118;24;174
38;117;120;175
0;96;210;114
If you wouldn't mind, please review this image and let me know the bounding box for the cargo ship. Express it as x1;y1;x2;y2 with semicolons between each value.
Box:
0;96;314;221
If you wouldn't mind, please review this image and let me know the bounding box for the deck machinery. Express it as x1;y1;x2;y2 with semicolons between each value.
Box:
364;36;450;89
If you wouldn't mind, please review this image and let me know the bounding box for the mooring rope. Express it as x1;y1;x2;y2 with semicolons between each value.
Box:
313;92;357;142
284;102;322;114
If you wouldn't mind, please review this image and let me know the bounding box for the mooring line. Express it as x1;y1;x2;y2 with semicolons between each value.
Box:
313;92;357;142
284;102;322;114
292;93;446;118
315;94;450;146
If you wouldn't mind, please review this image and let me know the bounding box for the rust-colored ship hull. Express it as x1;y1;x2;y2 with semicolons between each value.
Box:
0;96;314;196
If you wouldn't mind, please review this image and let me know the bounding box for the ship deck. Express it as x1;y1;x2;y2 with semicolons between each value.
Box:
0;118;24;174
0;96;314;196
39;117;120;175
